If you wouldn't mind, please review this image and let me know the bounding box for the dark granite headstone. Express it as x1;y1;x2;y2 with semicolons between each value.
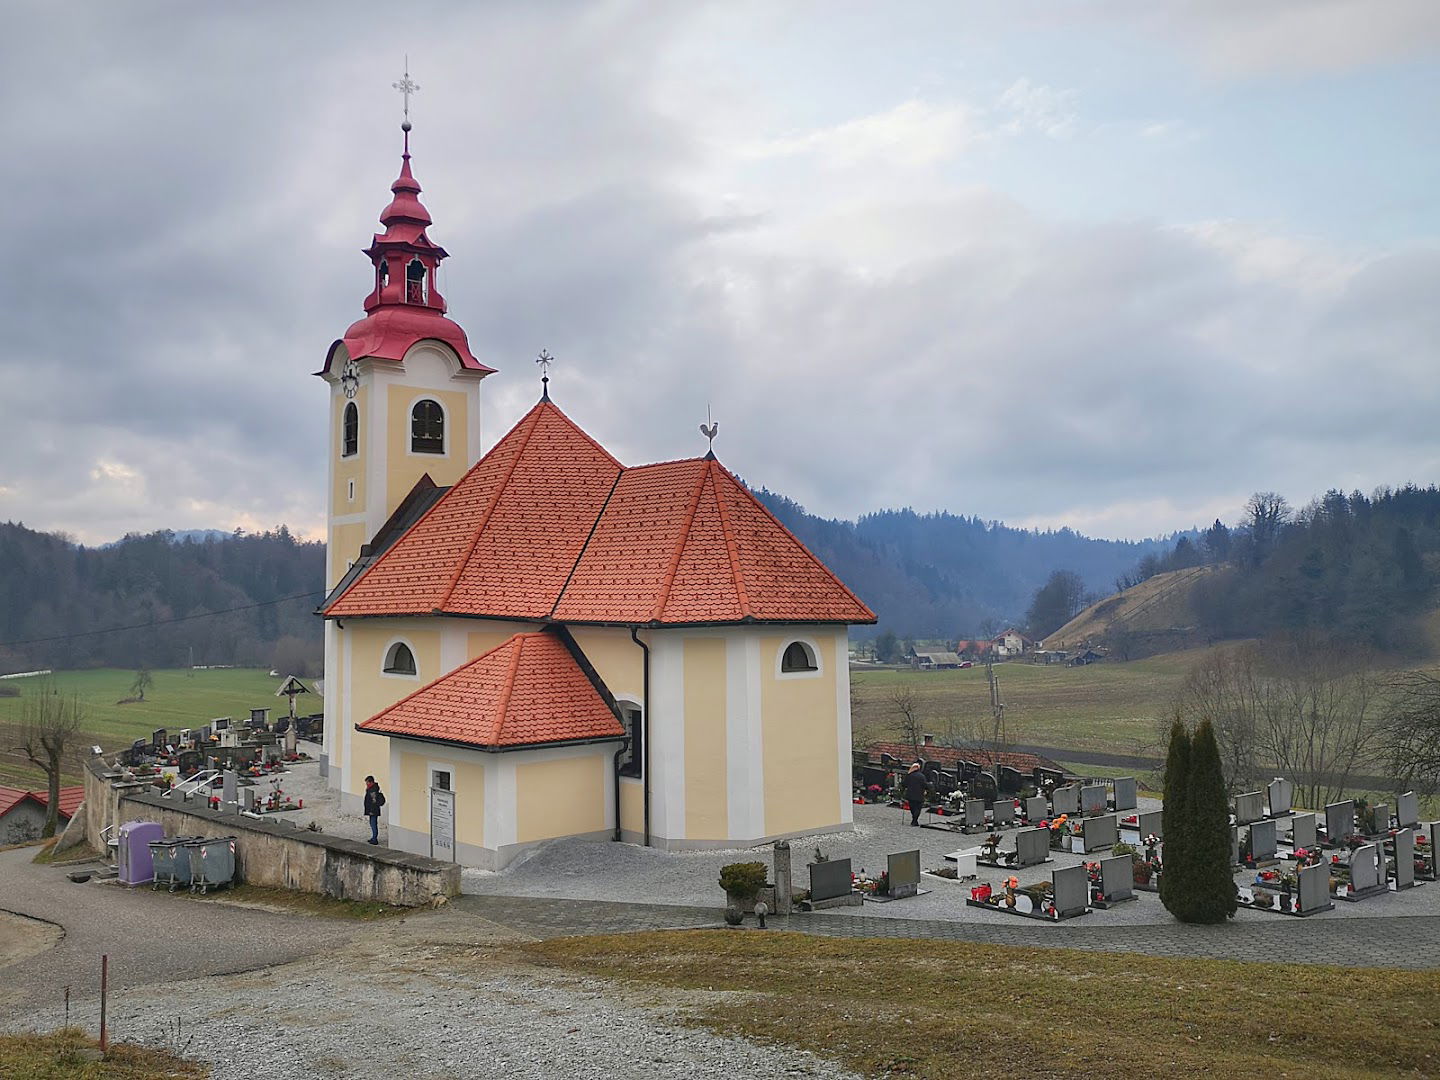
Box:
1052;864;1089;917
964;799;987;829
1023;795;1048;822
1083;813;1118;853
1290;813;1317;850
1394;828;1416;889
1111;777;1138;812
809;858;853;902
888;849;921;899
1098;854;1133;902
1325;800;1354;845
991;800;1014;828
1136;809;1163;840
1015;828;1050;867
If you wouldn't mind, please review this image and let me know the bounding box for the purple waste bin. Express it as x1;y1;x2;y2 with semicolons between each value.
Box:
116;821;166;885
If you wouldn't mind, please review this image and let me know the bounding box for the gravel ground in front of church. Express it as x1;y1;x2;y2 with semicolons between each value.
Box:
27;904;856;1080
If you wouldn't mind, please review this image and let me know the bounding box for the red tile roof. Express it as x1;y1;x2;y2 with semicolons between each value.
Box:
327;400;875;626
0;785;81;820
864;742;1066;774
0;786;41;818
357;631;627;749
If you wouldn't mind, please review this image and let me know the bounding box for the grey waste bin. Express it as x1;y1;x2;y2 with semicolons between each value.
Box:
185;836;237;894
149;837;199;892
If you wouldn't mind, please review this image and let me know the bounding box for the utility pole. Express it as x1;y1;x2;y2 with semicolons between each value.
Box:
987;657;1007;762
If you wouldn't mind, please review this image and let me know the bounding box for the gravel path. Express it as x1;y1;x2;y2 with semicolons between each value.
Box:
16;910;857;1080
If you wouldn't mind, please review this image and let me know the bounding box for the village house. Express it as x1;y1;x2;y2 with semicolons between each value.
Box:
316;122;876;868
0;785;83;844
906;647;964;669
991;627;1032;657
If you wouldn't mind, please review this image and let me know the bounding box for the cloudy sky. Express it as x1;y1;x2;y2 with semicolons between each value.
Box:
2;1;1437;544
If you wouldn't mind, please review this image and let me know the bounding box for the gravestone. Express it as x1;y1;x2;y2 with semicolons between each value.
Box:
991;800;1014;828
1325;800;1354;845
151;729;167;750
1083;814;1118;853
1111;777;1138;812
1230;825;1240;866
1397;792;1419;829
773;841;793;914
1394;828;1416;890
1036;767;1066;789
964;799;987;830
1015;828;1050;867
1098;854;1133;903
1024;795;1048;822
1290;812;1317;850
998;765;1025;794
1080;784;1108;815
888;849;921;899
1052;785;1080;815
1266;778;1293;817
241;788;257;812
1298;862;1332;914
1052;864;1089;918
1136;809;1164;841
1249;819;1278;863
1234;791;1265;825
809;858;853;902
1370;803;1390;836
1350;844;1382;892
974;771;998;804
221;770;238;807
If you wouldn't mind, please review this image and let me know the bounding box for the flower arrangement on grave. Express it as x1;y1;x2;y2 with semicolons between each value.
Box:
928;864;959;880
866;784;884;803
719;861;769;909
944;789;967;811
1122;814;1138;826
159;772;176;792
852;870;889;896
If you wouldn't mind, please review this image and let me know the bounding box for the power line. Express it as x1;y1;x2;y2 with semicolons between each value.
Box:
0;591;326;648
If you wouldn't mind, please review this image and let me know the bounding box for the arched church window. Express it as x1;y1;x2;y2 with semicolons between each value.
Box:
411;400;444;454
781;641;818;673
406;258;427;304
342;402;358;457
377;259;389;290
383;642;417;676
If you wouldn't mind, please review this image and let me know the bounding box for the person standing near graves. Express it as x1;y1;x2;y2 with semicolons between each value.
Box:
903;762;927;826
363;775;386;845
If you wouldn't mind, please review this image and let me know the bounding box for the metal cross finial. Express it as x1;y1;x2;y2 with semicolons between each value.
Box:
699;405;719;457
393;58;420;119
537;350;554;401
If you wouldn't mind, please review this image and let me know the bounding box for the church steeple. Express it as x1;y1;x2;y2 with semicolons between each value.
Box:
362;124;450;316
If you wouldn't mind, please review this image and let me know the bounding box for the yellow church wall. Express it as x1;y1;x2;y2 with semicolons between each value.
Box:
568;626;644;700
682;637;728;841
395;749;429;836
345;623;442;794
759;634;840;837
452;758;486;849
386;384;471;511
466;622;540;660
327;521;368;590
515;753;609;843
618;778;643;839
331;383;368;516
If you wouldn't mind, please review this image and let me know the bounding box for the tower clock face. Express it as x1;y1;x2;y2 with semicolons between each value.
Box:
340;360;360;399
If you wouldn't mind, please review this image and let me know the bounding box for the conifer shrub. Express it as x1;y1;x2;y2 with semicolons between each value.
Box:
1159;718;1191;919
1185;719;1238;923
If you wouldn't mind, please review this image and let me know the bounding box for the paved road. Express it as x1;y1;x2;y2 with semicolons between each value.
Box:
452;894;1440;970
0;848;356;1021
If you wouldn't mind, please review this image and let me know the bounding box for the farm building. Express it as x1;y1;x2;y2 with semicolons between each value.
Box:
0;785;83;844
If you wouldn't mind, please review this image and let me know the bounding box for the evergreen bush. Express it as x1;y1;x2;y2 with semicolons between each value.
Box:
1185;719;1238;923
1159;718;1191;919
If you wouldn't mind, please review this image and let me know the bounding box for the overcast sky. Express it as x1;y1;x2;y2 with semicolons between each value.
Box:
2;1;1437;544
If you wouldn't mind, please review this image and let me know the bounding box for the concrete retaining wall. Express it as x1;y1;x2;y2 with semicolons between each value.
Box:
83;761;458;906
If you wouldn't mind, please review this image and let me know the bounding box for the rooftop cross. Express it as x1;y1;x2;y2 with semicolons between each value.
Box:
393;59;420;122
537;349;554;401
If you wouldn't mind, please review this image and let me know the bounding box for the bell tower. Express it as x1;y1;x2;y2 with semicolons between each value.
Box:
317;113;496;594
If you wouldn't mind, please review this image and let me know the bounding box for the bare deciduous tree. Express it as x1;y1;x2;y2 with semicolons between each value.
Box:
1175;636;1382;808
889;686;924;757
14;682;83;837
1384;670;1440;796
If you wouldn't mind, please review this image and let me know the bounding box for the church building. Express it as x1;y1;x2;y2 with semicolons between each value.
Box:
316;119;875;868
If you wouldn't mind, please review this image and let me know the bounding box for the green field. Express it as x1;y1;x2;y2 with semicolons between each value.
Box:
0;668;321;789
850;648;1204;757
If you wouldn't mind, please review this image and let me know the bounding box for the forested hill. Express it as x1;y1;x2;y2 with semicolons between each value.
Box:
0;523;324;674
752;492;1180;637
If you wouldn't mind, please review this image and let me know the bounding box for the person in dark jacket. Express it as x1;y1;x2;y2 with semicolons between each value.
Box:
363;775;386;844
902;762;928;826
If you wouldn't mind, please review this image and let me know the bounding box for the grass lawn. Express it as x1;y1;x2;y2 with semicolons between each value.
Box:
527;931;1440;1079
0;1029;205;1079
0;668;319;789
850;649;1204;757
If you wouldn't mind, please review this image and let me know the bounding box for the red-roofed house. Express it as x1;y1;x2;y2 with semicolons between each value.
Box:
316;125;876;868
0;785;83;844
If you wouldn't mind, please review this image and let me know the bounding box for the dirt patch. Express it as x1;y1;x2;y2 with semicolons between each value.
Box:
0;909;62;968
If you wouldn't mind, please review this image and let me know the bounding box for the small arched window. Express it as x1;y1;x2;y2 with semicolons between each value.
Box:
342;402;358;457
378;259;389;289
383;642;417;676
405;257;427;304
781;641;818;673
411;399;444;454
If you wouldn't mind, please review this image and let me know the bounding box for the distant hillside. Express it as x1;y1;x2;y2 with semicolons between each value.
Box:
1044;566;1216;655
0;522;324;674
752;491;1182;637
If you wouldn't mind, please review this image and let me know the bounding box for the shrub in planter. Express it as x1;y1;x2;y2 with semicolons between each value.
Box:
719;862;768;905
